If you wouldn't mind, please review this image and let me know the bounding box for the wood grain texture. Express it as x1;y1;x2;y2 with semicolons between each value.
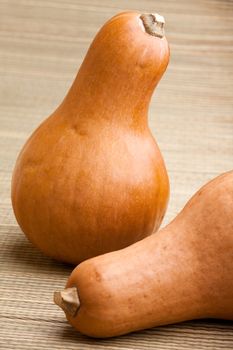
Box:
0;0;233;349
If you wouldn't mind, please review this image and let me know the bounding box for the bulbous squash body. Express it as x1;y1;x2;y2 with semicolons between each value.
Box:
55;171;233;337
11;12;170;264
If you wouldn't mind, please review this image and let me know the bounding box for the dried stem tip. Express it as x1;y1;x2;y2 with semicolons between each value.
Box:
140;13;165;38
54;287;80;317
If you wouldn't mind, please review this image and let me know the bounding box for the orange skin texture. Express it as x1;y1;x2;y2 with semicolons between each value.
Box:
11;12;170;264
65;171;233;337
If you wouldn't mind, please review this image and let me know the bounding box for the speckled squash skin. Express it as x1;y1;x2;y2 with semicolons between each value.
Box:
63;171;233;337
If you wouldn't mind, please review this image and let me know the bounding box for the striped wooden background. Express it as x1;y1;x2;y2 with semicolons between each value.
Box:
0;0;233;349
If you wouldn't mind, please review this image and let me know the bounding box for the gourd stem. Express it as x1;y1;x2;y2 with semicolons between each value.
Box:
140;13;165;38
54;287;80;317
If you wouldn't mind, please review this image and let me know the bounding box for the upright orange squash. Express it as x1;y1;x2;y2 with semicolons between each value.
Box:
11;12;170;264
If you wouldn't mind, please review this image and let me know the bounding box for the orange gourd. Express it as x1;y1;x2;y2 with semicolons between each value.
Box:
54;171;233;337
11;12;169;264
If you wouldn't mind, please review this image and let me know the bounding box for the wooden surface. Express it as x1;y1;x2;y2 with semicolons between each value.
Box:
0;0;233;349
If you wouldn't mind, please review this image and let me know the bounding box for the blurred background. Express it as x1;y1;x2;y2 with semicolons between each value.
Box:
0;1;233;349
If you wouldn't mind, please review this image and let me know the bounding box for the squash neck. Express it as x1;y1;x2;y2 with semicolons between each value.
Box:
61;12;168;126
63;73;152;126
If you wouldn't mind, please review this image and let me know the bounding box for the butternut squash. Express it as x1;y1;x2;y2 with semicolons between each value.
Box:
11;12;170;264
54;171;233;337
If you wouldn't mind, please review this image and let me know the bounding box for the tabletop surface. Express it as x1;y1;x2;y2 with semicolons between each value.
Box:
0;0;233;349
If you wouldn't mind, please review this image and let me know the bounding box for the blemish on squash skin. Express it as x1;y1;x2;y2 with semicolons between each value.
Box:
78;129;88;137
71;124;88;137
94;270;102;283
